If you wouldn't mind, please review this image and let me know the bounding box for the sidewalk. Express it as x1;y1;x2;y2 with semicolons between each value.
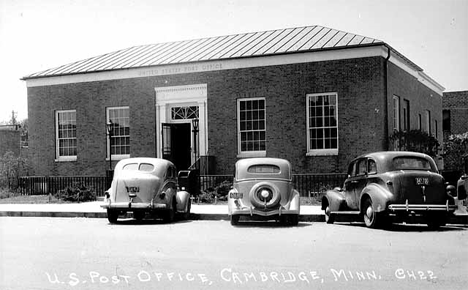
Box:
0;202;466;224
0;201;325;221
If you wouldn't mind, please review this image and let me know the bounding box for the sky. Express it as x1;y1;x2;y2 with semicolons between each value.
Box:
0;0;467;123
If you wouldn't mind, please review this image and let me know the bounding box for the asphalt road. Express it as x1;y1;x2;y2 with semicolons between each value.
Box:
0;217;467;290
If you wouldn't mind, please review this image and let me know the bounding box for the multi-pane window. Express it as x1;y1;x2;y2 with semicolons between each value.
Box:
402;99;410;131
237;98;266;154
56;110;77;160
107;107;130;157
306;93;338;155
393;95;400;131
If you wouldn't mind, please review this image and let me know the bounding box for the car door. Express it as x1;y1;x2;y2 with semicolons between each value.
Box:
344;160;359;210
345;158;368;210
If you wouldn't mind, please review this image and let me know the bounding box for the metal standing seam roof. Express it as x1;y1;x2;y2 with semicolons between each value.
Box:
23;25;412;79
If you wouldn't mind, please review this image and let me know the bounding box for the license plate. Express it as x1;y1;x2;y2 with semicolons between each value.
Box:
415;178;429;185
126;186;140;193
229;192;243;199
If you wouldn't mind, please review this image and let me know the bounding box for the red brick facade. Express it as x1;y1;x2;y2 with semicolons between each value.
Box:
443;91;468;135
26;54;442;176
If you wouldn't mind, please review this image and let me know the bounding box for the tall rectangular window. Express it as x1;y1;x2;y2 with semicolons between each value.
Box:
306;93;338;155
418;114;422;130
393;95;400;131
237;98;266;156
56;110;77;161
425;110;431;134
442;109;451;132
402;99;410;131
107;107;130;158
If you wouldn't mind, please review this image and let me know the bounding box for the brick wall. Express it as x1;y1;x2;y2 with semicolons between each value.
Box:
443;91;468;135
27;56;441;176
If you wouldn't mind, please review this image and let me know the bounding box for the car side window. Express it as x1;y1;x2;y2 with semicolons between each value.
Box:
348;161;358;177
357;159;368;176
368;159;377;174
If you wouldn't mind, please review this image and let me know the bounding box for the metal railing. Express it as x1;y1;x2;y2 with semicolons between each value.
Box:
16;173;347;198
18;176;109;196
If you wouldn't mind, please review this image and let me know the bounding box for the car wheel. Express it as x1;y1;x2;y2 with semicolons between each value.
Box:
363;198;379;228
425;213;446;230
107;209;118;223
324;205;335;224
289;214;299;226
230;215;240;226
183;200;191;220
134;211;145;222
164;199;176;223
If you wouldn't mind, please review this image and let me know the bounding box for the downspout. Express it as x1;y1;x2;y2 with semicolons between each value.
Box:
383;45;391;150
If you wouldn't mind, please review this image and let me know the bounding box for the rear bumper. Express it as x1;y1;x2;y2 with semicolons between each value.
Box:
388;200;456;212
230;207;299;217
101;201;167;211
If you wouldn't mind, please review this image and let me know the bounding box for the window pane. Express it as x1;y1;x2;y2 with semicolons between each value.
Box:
108;107;130;156
307;93;338;152
56;110;77;157
238;98;266;153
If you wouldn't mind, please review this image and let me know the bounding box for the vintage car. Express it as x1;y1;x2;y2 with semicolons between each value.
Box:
101;158;191;223
322;151;461;229
228;158;300;226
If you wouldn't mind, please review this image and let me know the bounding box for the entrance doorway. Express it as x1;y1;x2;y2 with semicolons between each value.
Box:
162;123;191;170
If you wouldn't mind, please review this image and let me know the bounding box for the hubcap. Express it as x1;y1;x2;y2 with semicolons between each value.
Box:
366;206;373;220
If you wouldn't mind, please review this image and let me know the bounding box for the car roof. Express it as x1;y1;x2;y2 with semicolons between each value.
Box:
354;151;431;162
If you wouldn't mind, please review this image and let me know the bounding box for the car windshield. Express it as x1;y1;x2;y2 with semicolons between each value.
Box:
392;157;432;171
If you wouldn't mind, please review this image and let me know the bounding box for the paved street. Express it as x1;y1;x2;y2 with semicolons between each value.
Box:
0;217;467;290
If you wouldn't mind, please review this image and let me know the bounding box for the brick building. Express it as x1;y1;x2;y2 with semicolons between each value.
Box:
22;25;444;176
443;91;468;136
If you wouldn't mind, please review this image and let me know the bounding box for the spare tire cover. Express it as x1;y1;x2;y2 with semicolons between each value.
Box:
249;182;281;208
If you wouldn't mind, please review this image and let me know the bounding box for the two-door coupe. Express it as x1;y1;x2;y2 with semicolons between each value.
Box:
228;158;300;226
101;158;191;223
322;151;458;229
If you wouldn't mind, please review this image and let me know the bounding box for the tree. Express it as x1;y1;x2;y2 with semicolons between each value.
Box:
443;132;468;172
0;151;28;189
389;129;440;157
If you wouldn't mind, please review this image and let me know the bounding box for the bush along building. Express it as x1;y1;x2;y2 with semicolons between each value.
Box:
22;25;444;177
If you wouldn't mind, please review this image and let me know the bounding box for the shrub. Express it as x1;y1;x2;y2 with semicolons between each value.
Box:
55;184;96;202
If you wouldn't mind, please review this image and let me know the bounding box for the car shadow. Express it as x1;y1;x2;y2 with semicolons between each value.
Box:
230;221;312;228
333;222;467;232
107;218;193;226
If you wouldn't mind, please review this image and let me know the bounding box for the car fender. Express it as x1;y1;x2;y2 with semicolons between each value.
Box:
286;189;300;212
360;184;392;213
176;190;190;213
322;189;346;211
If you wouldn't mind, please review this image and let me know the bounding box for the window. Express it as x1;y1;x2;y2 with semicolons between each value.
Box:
171;106;199;120
418;114;422;130
107;107;130;159
55;110;77;161
237;98;266;156
425;110;431;134
306;93;338;155
442;110;451;132
247;164;281;174
393;96;400;131
402;99;410;131
434;120;438;139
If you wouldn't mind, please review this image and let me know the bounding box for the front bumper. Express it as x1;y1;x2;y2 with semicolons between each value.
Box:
101;201;167;210
388;200;457;212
